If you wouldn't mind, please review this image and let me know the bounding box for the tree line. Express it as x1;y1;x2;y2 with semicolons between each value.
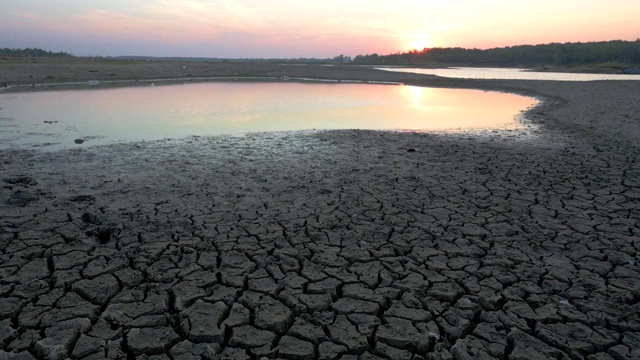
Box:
0;48;73;58
353;40;640;67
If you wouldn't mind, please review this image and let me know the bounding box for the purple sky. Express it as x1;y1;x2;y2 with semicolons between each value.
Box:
2;0;639;58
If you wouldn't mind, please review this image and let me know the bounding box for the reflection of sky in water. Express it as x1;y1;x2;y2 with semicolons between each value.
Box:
378;67;640;81
0;82;536;150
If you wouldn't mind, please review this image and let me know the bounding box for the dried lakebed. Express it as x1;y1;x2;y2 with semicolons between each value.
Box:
1;78;640;360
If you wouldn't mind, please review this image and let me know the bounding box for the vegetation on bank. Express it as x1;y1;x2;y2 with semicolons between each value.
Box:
0;48;73;58
4;40;640;69
352;40;640;67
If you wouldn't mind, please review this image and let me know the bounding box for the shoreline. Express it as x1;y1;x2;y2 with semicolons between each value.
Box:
0;75;403;94
1;61;640;359
0;62;549;152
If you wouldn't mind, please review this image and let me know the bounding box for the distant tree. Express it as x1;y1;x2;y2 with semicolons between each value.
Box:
333;54;353;63
352;40;640;66
0;48;73;57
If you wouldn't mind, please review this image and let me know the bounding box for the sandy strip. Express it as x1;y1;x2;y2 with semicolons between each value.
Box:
1;61;639;359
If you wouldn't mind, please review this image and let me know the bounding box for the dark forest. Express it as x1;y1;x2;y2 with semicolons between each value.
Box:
353;40;640;67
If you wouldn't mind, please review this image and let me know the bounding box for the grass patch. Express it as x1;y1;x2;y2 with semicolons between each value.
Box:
0;59;34;65
87;58;138;66
590;62;626;69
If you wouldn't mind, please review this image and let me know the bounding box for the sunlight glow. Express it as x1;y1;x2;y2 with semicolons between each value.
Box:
404;86;428;109
406;36;432;51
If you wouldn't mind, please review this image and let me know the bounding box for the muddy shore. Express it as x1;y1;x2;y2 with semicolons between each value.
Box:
1;59;639;359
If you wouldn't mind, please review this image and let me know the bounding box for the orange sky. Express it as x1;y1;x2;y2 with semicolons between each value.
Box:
2;0;639;58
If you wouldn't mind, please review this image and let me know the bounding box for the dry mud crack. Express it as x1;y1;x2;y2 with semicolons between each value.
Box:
1;79;640;360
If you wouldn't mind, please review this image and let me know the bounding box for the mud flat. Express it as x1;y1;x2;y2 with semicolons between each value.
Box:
1;61;640;359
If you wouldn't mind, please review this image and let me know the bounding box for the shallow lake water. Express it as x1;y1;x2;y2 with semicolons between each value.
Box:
378;67;640;81
0;82;536;150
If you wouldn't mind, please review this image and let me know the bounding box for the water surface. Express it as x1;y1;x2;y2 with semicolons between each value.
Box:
378;67;640;81
0;82;536;150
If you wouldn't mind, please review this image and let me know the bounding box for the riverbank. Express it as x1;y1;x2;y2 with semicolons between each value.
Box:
0;57;417;88
1;61;639;359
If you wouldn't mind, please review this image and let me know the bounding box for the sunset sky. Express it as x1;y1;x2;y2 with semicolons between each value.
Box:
2;0;639;58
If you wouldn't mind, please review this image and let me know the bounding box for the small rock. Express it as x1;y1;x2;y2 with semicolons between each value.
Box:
0;319;18;348
36;318;92;360
180;300;228;344
375;317;430;353
318;341;347;360
72;274;120;306
74;139;85;144
169;340;195;360
44;248;55;275
69;195;95;202
222;303;251;328
277;336;315;360
229;325;276;348
508;328;568;359
384;301;432;322
71;334;104;358
81;212;101;225
95;225;118;244
327;315;368;352
126;327;180;356
374;342;413;360
219;347;250;359
7;190;39;206
332;297;380;314
3;176;38;186
288;318;328;344
254;297;292;334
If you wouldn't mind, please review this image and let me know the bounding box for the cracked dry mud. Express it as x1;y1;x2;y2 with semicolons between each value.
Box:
1;78;640;360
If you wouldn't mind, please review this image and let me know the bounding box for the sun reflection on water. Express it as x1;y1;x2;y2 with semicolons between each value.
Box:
407;85;423;109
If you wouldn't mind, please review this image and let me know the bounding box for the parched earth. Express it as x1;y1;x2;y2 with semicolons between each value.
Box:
1;69;640;360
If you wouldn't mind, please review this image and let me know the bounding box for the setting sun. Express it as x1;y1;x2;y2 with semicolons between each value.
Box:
406;37;432;51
